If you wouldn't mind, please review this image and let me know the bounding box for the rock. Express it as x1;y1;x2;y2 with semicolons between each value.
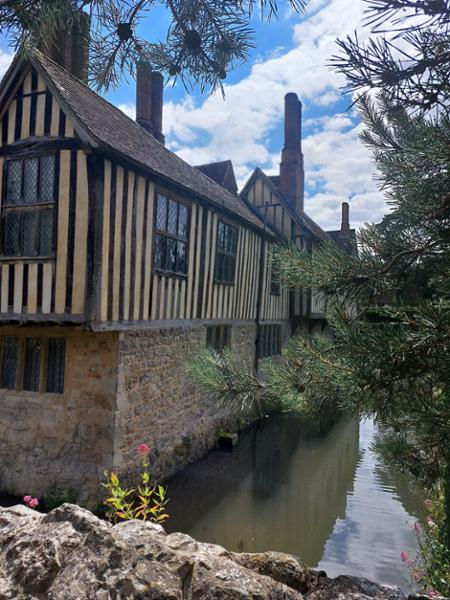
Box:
232;551;325;594
0;503;432;600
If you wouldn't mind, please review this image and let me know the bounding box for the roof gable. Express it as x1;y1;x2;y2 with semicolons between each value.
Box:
0;56;79;144
241;168;333;243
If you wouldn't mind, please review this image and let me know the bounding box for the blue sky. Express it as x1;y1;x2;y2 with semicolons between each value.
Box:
0;0;387;231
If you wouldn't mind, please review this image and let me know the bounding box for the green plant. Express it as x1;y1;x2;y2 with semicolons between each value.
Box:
407;490;450;597
102;443;169;524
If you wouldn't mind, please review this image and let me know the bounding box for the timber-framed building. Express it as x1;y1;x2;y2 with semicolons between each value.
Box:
0;30;354;502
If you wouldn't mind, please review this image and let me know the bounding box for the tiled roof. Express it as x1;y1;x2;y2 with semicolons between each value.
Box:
29;51;265;231
195;160;238;195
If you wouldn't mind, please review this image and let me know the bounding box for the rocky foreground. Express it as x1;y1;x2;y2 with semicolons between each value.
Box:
0;503;440;599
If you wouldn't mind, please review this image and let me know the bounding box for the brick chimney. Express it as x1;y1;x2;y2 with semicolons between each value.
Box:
45;11;90;83
279;92;304;213
136;62;165;144
340;201;350;238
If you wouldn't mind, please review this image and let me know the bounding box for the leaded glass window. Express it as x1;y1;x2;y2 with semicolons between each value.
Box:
46;338;65;394
0;336;65;393
0;337;19;389
153;194;189;275
3;155;56;257
257;325;282;359
214;221;238;283
23;337;41;392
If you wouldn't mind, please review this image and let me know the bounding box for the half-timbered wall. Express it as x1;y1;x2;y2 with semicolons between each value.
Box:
200;212;261;321
0;64;290;328
0;66;88;319
97;161;155;323
260;240;290;321
97;160;286;325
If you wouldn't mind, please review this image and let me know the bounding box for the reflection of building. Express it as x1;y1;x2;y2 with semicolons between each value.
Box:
0;19;355;502
166;417;360;566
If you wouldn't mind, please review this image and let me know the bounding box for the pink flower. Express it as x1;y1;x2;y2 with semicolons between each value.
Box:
427;516;436;528
428;589;438;598
23;495;32;504
28;498;39;509
400;551;409;563
137;443;150;457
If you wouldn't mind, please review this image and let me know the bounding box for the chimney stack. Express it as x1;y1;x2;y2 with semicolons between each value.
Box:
279;92;304;213
135;62;165;144
136;61;153;133
151;71;164;144
44;11;90;83
340;201;350;238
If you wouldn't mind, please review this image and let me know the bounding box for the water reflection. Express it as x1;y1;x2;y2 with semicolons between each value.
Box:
318;419;420;589
166;417;421;590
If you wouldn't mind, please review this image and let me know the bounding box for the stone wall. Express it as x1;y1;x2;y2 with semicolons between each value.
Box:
0;326;119;504
113;323;258;481
0;321;268;503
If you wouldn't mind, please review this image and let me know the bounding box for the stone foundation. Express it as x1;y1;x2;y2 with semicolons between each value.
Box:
0;322;260;504
114;323;258;482
0;326;118;504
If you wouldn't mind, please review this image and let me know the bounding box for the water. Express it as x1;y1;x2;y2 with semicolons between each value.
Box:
166;416;422;592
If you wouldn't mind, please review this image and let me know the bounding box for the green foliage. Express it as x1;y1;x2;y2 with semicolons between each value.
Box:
409;489;450;597
0;0;308;93
187;340;342;427
102;446;169;524
273;77;450;563
331;1;450;113
189;3;450;578
186;347;265;416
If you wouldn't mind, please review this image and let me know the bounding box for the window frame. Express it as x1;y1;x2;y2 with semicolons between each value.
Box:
153;192;190;278
257;324;282;359
206;324;232;354
0;334;66;394
214;220;238;285
1;152;58;259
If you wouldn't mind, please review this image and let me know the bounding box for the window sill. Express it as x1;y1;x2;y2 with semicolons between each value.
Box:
0;255;55;263
0;388;64;397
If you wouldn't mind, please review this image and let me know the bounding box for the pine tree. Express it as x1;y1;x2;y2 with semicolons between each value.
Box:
0;0;307;91
187;0;450;577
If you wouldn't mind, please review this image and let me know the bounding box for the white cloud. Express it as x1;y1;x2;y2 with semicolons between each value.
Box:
118;103;136;120
0;49;13;79
118;0;386;231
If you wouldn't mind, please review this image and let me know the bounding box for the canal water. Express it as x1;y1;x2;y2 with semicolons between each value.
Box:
166;417;422;592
